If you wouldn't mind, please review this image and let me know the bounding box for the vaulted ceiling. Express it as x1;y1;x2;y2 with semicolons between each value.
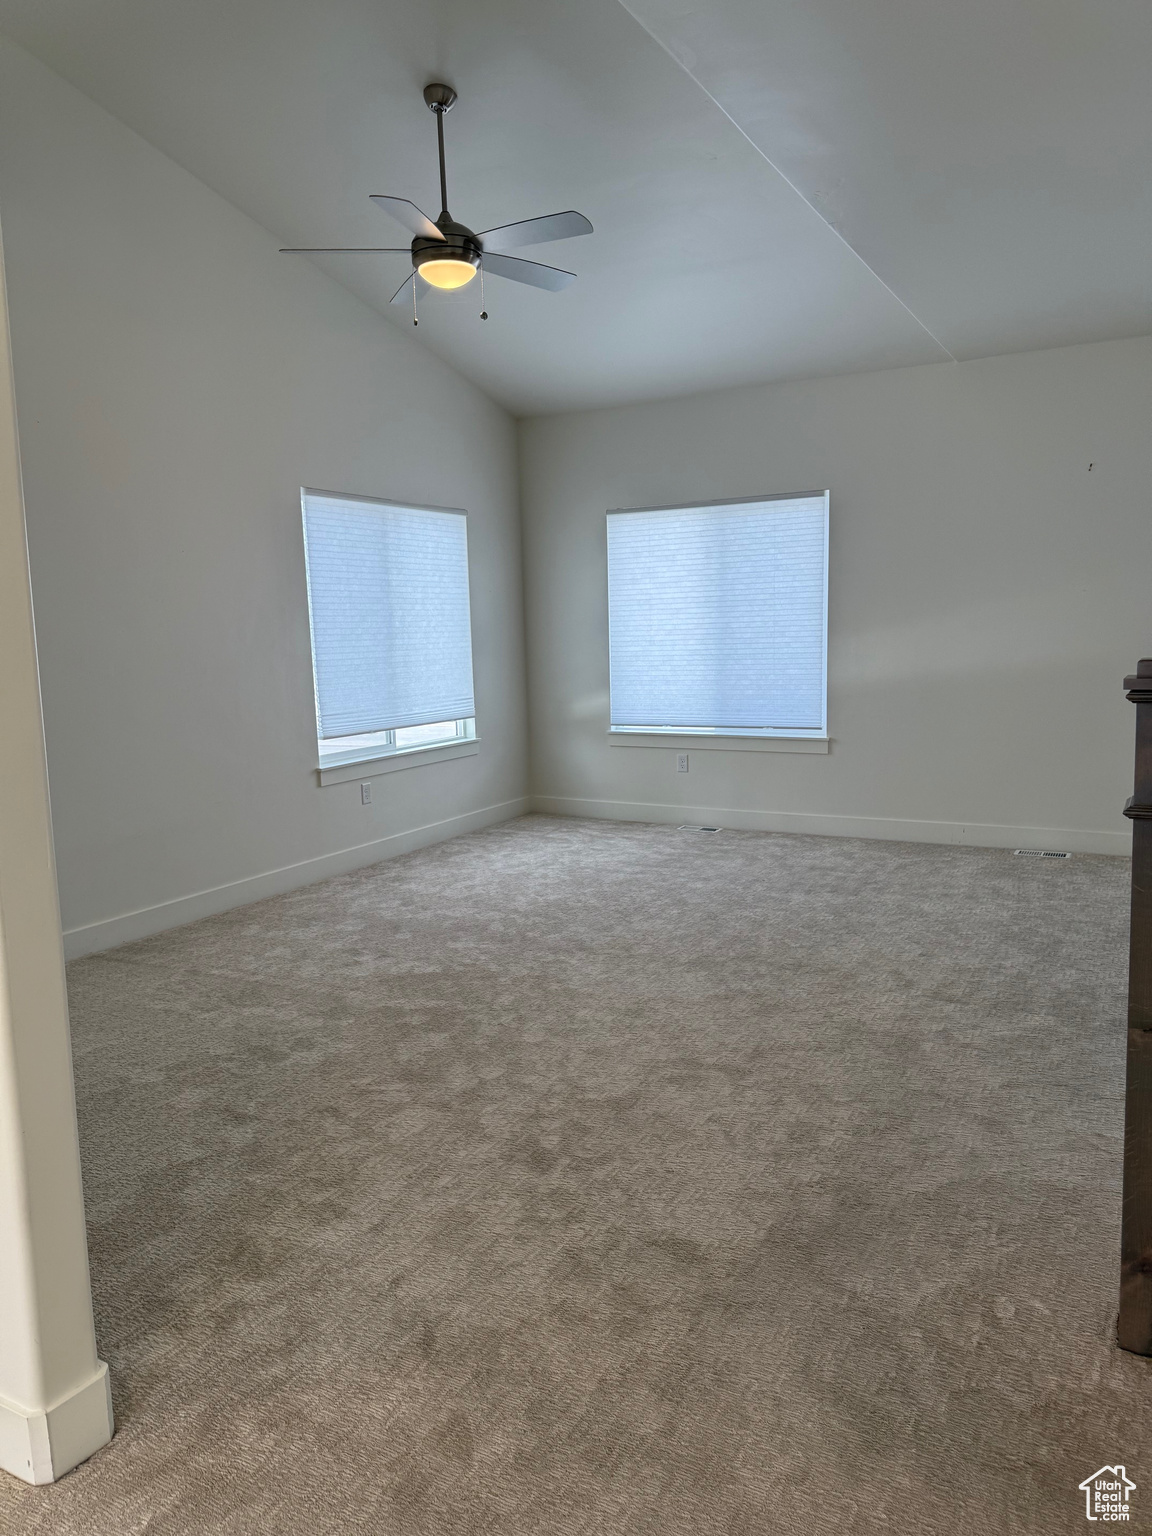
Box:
0;0;1147;414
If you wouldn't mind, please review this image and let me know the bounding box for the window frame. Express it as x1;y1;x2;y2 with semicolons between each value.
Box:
300;486;479;778
605;490;830;742
315;717;477;771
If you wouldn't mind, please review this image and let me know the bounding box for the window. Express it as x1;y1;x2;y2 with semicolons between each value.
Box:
606;493;828;738
301;490;476;769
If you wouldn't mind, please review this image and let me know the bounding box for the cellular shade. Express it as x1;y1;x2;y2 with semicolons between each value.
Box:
607;494;828;734
302;492;475;739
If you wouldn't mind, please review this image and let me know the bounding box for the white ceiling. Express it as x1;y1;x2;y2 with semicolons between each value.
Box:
0;0;1147;414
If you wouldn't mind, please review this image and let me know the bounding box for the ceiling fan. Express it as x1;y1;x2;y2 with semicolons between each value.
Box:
281;82;593;321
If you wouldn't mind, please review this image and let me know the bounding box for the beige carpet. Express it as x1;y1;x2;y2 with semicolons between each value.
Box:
2;814;1148;1534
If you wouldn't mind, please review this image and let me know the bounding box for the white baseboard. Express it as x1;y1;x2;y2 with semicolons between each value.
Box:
530;794;1130;857
63;797;530;959
0;1361;113;1485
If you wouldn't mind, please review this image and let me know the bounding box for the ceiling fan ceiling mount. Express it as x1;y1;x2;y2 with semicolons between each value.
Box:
422;82;457;115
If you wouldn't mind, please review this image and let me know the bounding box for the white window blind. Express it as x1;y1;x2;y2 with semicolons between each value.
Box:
606;494;828;736
302;491;475;739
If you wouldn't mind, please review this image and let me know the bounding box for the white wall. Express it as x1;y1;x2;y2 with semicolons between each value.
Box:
520;337;1152;854
0;36;529;955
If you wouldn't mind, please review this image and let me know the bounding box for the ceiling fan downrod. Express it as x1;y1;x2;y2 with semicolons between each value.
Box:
423;82;457;221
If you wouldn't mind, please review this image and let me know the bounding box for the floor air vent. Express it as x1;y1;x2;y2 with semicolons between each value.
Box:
1014;849;1071;859
678;825;722;833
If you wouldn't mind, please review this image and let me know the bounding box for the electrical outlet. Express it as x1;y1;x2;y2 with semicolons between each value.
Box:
360;782;372;805
677;753;689;774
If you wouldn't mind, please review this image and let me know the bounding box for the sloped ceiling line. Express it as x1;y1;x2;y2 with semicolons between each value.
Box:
614;0;957;363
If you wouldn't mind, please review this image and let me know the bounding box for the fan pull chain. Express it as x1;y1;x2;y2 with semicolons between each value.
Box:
412;276;419;327
480;263;488;321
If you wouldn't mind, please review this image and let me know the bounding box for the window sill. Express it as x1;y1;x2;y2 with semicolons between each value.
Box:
318;739;480;786
608;731;828;755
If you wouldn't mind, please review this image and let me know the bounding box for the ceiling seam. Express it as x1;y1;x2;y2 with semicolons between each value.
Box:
613;0;958;364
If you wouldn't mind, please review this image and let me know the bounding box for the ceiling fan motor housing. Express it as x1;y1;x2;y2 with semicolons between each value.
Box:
412;217;481;277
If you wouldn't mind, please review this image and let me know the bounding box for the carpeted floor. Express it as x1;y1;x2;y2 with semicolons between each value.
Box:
2;814;1148;1534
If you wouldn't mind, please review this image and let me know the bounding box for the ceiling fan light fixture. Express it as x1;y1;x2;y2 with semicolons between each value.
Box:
418;257;479;289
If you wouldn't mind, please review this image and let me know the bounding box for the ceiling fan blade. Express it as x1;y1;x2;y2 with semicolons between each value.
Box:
280;247;410;254
369;196;445;241
478;210;593;253
388;272;437;305
480;251;576;291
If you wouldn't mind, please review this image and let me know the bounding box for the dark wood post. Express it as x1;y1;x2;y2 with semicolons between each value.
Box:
1119;659;1152;1354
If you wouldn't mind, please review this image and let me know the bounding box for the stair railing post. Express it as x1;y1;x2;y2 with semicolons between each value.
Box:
1119;658;1152;1353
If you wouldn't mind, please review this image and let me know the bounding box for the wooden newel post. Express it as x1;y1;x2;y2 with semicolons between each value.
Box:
1119;659;1152;1354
